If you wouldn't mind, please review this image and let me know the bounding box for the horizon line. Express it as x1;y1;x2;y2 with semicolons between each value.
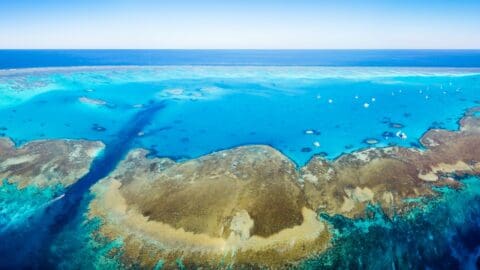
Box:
1;48;480;51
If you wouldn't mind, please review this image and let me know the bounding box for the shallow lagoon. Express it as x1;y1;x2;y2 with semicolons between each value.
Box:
1;66;479;165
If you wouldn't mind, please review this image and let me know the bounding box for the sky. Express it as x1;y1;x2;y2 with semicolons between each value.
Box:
0;0;479;49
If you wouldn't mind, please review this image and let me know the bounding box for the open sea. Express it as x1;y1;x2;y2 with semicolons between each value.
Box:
1;50;480;269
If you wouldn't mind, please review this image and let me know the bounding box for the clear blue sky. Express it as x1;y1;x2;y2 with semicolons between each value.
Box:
0;0;479;49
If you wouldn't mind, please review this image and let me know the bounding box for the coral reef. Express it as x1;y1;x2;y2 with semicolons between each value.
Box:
0;137;104;188
88;107;480;268
90;146;330;268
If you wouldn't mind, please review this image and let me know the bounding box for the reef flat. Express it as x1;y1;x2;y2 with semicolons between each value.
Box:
88;108;480;269
89;146;330;269
0;137;104;188
302;107;480;218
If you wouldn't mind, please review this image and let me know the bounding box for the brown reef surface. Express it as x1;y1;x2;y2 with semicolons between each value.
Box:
0;137;104;188
88;107;480;269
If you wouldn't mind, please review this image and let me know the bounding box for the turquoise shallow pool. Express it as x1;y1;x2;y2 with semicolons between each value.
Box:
1;66;480;165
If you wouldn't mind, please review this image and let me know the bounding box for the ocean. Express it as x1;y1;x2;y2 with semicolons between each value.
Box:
1;49;480;69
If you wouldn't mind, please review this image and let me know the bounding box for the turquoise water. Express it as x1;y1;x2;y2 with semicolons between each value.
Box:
1;65;480;268
0;182;123;269
48;194;125;270
1;67;479;165
0;180;64;233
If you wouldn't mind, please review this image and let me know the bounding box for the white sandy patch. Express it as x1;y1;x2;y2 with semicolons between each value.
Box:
78;96;107;106
229;210;254;240
340;197;355;212
91;179;326;255
341;186;374;213
302;173;319;184
0;154;39;168
418;161;473;182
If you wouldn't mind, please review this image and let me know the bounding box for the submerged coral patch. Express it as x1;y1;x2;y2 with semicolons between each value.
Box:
301;147;313;152
92;124;107;132
389;122;405;129
363;138;379;145
78;96;108;106
381;131;395;138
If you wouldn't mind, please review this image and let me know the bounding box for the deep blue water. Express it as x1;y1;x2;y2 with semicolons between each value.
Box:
1;50;480;269
1;50;480;69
